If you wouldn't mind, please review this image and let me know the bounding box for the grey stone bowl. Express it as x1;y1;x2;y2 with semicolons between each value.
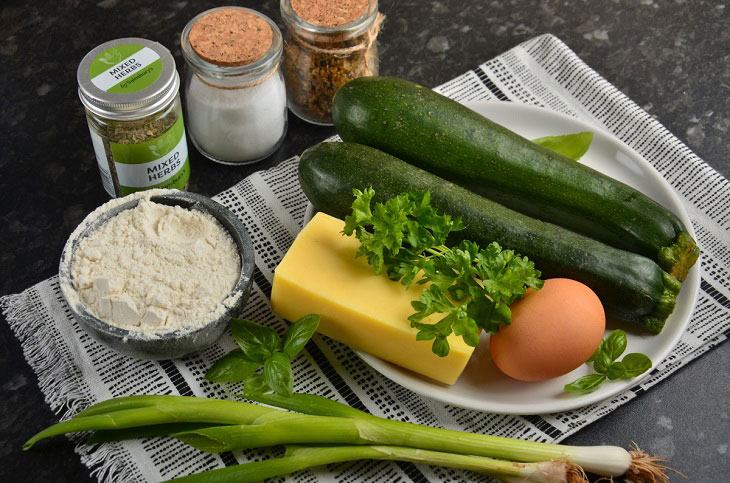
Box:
58;191;255;360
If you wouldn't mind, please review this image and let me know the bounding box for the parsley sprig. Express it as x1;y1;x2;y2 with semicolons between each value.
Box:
343;188;543;357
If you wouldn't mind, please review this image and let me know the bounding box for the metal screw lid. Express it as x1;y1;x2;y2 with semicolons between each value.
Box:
77;38;179;120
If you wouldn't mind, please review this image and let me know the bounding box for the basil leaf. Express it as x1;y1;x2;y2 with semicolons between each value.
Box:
564;374;606;394
243;373;270;397
622;353;652;377
532;132;594;161
204;349;260;383
231;318;281;363
264;351;294;396
603;330;627;362
282;314;320;359
592;349;613;374
587;340;604;362
605;361;628;380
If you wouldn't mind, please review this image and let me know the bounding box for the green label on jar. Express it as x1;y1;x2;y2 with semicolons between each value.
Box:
88;43;163;93
110;115;190;195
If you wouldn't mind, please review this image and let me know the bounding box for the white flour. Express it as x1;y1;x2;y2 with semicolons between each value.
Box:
67;191;241;333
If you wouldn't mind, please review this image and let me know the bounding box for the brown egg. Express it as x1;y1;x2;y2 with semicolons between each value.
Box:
489;278;606;382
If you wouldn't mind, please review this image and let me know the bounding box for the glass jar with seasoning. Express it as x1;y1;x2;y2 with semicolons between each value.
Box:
77;38;190;198
280;0;382;125
181;7;287;165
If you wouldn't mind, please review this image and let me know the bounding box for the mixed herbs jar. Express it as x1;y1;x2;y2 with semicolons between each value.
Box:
281;0;382;125
77;38;190;198
181;7;287;165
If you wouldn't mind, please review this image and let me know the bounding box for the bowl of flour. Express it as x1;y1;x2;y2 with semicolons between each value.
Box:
59;189;255;360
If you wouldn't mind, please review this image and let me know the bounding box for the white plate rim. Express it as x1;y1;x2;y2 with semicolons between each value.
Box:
303;100;700;414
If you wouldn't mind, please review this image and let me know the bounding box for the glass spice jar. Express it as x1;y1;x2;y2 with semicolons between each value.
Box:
181;7;287;165
280;0;382;125
77;38;190;198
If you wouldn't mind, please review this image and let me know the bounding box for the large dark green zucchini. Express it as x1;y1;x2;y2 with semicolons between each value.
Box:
299;142;681;334
332;76;699;281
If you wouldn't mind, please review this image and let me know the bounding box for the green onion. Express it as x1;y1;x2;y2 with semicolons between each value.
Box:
171;415;632;477
164;445;586;483
24;394;671;481
23;396;275;450
243;391;372;419
85;423;216;444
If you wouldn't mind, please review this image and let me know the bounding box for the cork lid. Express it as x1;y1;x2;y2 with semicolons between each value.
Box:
189;8;273;67
291;0;369;27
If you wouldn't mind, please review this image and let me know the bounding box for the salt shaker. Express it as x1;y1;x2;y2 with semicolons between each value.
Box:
181;7;287;165
281;0;382;125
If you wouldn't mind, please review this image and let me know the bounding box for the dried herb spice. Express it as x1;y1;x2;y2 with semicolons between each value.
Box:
283;30;378;124
280;0;382;125
77;38;191;197
91;110;177;145
86;106;186;196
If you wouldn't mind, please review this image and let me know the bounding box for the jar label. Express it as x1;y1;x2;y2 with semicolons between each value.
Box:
88;127;116;197
88;44;163;93
110;115;190;195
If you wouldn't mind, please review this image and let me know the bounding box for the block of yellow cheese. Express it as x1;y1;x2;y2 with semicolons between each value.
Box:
271;212;475;385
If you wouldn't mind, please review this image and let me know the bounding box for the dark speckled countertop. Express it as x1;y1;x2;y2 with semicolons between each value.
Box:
1;0;728;481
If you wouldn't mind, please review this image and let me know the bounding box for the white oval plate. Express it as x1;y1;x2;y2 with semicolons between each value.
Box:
304;101;700;414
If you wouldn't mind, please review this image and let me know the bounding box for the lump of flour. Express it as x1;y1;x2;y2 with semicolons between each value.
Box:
70;197;241;332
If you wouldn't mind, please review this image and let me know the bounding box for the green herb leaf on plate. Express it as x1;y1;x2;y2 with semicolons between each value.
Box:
231;318;281;362
565;330;653;395
346;189;542;357
431;338;450;358
621;353;652;377
603;329;628;362
264;351;294;396
204;349;260;383
592;349;614;375
283;314;320;359
605;361;627;380
564;374;607;394
587;340;604;362
532;132;594;161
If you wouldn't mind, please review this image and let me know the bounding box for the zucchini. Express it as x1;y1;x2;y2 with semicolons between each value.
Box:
332;77;699;281
298;142;681;334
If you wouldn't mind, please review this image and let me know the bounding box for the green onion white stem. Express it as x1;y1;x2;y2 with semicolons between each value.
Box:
171;415;630;477
245;393;635;477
